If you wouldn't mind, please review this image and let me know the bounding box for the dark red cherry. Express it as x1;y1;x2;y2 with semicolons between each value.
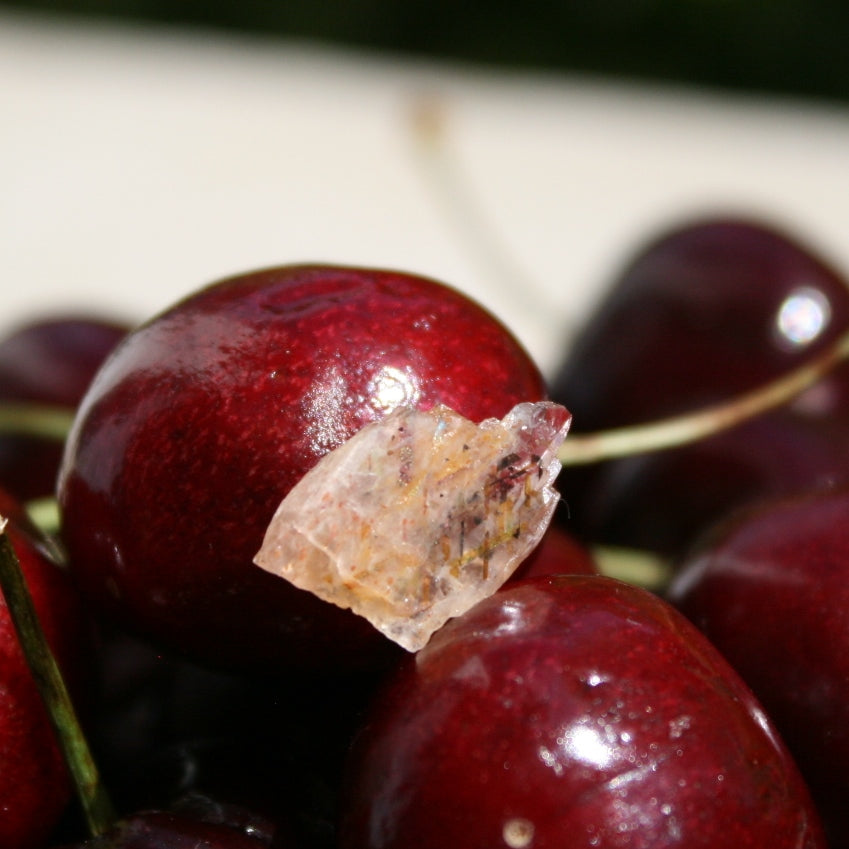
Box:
340;575;824;849
554;217;849;425
0;487;90;849
550;217;849;556
57;265;546;674
668;487;849;845
0;315;129;501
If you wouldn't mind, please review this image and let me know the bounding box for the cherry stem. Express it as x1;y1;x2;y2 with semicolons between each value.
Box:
0;402;76;441
592;544;672;592
409;96;560;322
25;496;62;536
0;517;116;837
558;325;849;465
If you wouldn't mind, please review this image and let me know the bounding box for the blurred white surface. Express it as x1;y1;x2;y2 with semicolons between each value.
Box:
3;10;849;377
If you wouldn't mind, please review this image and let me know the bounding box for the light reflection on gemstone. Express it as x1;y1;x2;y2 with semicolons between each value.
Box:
775;286;830;347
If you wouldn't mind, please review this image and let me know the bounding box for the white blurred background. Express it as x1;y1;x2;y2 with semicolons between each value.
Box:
3;8;849;377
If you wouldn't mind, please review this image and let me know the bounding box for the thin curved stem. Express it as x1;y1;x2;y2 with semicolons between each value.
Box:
592;544;672;592
409;96;560;321
0;519;116;837
559;326;849;466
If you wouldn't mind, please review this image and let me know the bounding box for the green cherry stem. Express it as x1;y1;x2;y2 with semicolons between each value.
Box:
558;325;849;466
25;496;62;536
0;402;76;441
0;517;116;837
591;544;672;591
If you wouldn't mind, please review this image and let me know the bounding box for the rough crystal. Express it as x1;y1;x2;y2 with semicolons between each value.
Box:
253;401;571;651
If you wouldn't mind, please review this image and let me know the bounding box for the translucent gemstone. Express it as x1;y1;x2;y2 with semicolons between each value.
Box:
254;401;571;651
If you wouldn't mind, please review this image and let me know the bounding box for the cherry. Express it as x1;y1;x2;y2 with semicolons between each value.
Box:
550;216;849;557
0;487;90;849
667;487;849;845
57;265;546;674
340;575;824;849
0;315;129;502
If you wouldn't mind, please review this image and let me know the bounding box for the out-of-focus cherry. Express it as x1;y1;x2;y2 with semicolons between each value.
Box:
550;217;849;557
0;315;129;501
668;487;849;845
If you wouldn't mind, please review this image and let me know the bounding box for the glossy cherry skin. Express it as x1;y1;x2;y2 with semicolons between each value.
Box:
668;488;849;845
0;315;129;501
57;265;546;674
550;216;849;557
340;575;824;849
0;488;89;849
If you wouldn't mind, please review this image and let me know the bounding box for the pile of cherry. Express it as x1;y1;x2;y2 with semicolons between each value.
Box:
1;216;848;848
